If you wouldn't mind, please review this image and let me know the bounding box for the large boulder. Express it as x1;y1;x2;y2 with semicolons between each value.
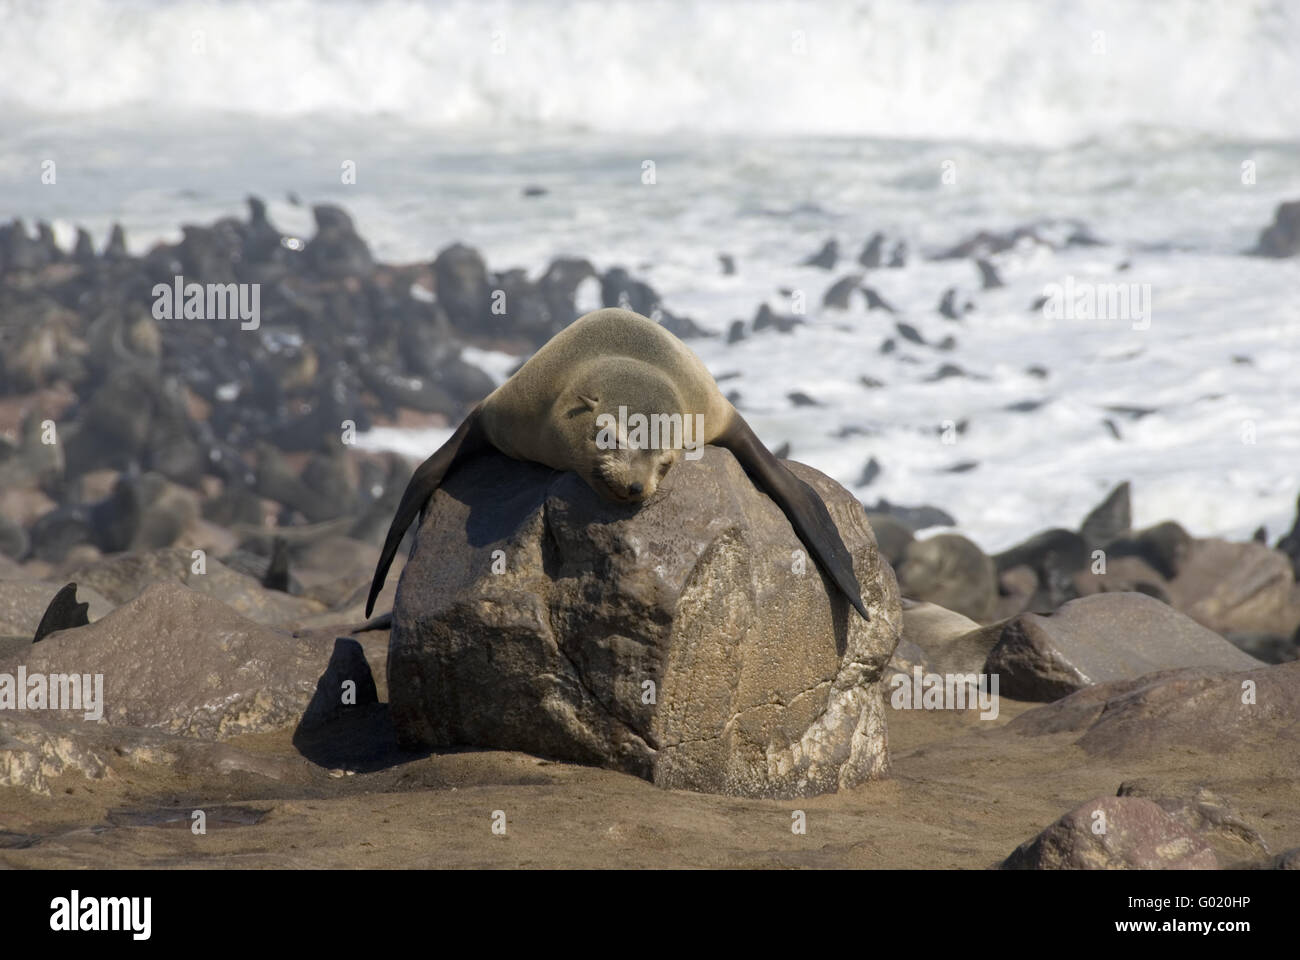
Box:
1001;796;1218;869
1008;659;1300;758
1164;538;1300;638
3;582;350;739
986;591;1261;701
389;447;902;798
66;547;324;625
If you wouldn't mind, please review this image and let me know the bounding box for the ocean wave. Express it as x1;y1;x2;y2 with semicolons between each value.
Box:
1;0;1297;144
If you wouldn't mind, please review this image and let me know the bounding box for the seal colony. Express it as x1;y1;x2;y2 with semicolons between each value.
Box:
366;307;870;621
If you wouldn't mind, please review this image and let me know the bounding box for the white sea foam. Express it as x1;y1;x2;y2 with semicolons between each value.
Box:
2;0;1300;144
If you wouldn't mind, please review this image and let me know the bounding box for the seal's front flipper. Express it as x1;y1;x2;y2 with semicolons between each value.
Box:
366;405;488;617
713;413;870;621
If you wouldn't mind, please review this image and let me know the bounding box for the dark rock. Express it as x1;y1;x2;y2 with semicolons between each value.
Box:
887;241;907;268
801;238;838;270
857;233;884;268
726;319;746;344
1249;200;1300;257
856;457;881;487
937;288;961;319
976;258;1003;289
718;253;735;275
787;391;822;408
864;288;897;312
751;303;802;334
895;321;924;344
822;274;862;310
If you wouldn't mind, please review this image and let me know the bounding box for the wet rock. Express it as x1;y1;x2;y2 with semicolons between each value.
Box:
388;446;902;798
986;592;1262;701
857;233;885;269
975;258;1003;289
801;238;838;270
1000;796;1218;869
1249;199;1300;257
751;303;802;334
822;274;862;310
864;288;897;312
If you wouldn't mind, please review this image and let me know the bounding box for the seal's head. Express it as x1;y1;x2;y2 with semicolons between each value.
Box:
590;441;682;504
567;359;693;505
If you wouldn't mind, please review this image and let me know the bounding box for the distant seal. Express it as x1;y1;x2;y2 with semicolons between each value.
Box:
367;308;870;621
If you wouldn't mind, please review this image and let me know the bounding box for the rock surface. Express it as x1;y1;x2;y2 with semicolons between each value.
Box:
6;582;342;739
389;447;902;798
66;547;324;625
1000;795;1218;869
986;592;1261;701
1008;659;1300;758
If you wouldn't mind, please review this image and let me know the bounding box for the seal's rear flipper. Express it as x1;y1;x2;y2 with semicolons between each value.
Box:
366;405;488;618
713;413;870;621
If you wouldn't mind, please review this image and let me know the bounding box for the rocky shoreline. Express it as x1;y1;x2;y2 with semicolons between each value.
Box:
1;199;1298;868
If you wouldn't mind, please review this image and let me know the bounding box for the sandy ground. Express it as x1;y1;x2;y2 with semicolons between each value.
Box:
2;631;1295;870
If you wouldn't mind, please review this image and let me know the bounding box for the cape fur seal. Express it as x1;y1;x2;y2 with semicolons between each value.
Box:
367;308;869;621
